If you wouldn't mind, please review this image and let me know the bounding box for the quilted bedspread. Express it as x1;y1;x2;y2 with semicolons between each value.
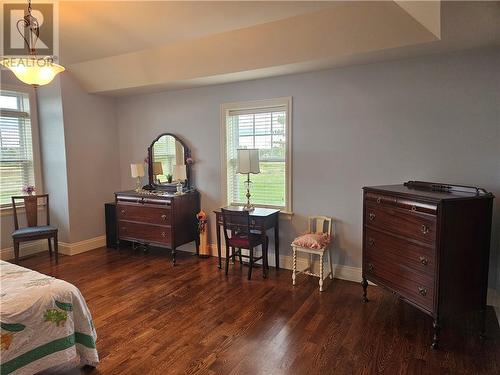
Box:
0;261;98;375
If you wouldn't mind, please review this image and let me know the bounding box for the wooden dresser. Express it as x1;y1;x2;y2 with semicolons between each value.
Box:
361;181;494;349
115;190;200;265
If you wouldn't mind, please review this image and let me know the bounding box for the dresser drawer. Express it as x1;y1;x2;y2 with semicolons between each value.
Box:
364;203;436;245
396;198;437;215
117;203;171;225
363;256;435;312
364;228;436;276
118;221;172;245
365;192;397;207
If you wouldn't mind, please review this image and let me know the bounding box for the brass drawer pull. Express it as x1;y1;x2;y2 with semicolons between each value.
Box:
421;224;430;234
419;256;429;266
161;214;167;220
411;205;417;211
368;238;375;246
121;209;126;214
368;263;374;271
368;212;376;221
161;231;167;238
418;286;428;296
376;197;382;204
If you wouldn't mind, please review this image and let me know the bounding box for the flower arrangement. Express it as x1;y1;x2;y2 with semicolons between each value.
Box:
22;185;36;195
196;210;207;234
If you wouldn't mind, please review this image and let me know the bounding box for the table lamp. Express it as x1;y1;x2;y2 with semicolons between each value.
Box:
130;163;145;192
152;162;163;184
173;164;187;194
236;149;260;211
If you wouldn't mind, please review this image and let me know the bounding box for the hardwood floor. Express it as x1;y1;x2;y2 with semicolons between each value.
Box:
17;247;499;375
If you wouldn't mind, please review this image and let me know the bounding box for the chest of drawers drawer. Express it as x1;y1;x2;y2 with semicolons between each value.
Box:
365;203;436;245
117;203;171;226
118;221;171;245
363;255;435;312
364;228;436;276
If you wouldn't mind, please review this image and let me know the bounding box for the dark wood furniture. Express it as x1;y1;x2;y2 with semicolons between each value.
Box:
362;181;494;349
105;202;117;249
115;190;200;265
11;194;58;263
214;206;280;269
221;208;269;279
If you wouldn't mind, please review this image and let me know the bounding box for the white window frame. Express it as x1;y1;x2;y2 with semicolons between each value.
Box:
0;84;43;211
220;97;293;214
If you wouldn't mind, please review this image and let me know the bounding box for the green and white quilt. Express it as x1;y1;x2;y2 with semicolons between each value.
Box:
0;261;98;375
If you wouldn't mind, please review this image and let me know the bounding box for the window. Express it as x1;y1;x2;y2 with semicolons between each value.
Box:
0;87;41;207
221;97;292;212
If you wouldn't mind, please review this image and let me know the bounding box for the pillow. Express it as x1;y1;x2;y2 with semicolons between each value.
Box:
292;232;331;249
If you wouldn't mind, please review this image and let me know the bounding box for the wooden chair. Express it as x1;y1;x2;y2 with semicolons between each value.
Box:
291;216;333;291
11;194;58;263
221;208;268;280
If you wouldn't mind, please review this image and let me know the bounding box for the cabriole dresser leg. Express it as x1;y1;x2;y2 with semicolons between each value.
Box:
431;319;440;350
172;248;177;266
361;276;369;303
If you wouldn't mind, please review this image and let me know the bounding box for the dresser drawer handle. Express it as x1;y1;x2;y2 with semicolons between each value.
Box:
367;263;374;271
376;197;381;204
161;214;167;220
368;238;375;246
419;256;429;266
418;286;428;296
421;224;430;234
161;231;167;238
368;212;375;221
121;227;127;231
121;209;126;214
411;205;417;211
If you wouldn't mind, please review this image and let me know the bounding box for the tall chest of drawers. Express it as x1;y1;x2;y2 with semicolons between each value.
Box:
361;181;494;349
115;190;200;265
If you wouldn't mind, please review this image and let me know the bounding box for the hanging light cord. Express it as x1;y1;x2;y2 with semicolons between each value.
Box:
16;0;40;56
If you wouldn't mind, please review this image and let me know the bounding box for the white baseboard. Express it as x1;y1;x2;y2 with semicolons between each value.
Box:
0;240;48;260
206;243;364;284
0;235;106;260
58;235;106;256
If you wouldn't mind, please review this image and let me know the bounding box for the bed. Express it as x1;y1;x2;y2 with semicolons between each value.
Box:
0;261;99;375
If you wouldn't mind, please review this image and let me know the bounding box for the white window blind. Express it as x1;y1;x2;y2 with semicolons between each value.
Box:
225;103;290;209
0;90;35;206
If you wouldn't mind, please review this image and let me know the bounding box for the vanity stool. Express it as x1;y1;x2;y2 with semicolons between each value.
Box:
291;216;333;292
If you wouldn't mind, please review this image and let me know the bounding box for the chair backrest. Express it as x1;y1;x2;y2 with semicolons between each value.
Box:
221;208;251;243
11;194;50;230
307;216;333;236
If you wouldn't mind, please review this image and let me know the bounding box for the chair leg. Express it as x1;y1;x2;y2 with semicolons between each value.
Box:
238;248;243;268
292;247;297;286
328;248;334;279
319;254;324;292
225;244;230;276
14;240;20;264
54;233;59;264
263;238;268;278
48;238;53;257
248;247;254;280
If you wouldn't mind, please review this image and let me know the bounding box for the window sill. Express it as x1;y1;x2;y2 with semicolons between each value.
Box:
279;211;294;220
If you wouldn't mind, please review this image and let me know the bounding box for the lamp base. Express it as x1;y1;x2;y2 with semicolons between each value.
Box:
243;203;255;211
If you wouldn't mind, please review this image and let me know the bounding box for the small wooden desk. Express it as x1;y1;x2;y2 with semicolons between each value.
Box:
214;206;280;270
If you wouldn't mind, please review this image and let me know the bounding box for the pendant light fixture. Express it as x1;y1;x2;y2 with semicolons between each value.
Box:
0;0;65;86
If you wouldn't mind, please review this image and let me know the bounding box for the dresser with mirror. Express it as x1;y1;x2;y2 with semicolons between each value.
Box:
115;133;200;265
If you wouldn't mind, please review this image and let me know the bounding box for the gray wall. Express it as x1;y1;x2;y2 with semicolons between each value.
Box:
115;48;500;287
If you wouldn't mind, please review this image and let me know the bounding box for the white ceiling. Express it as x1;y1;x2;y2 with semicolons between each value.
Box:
59;1;336;64
55;1;499;96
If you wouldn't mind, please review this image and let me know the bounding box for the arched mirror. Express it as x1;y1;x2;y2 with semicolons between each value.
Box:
147;133;191;191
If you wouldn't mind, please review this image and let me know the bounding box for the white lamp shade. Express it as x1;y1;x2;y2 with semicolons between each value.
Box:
152;162;163;175
237;149;260;174
173;164;187;181
130;163;145;178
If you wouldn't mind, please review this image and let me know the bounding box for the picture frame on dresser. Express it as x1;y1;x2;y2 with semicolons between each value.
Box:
361;181;494;349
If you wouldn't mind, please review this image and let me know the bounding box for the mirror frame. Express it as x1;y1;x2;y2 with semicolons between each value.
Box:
147;133;192;191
